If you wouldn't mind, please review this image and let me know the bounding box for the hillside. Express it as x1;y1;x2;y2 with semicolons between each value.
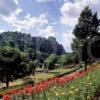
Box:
0;31;65;55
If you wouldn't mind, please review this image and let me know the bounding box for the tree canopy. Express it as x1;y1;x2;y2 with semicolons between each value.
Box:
0;32;65;56
0;47;27;88
72;6;100;70
44;54;58;70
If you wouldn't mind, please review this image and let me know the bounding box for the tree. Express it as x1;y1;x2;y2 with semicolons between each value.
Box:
0;47;27;88
71;38;79;64
27;61;36;75
35;51;49;63
57;54;72;66
71;53;78;64
24;48;36;61
44;54;58;70
0;32;65;55
72;6;99;70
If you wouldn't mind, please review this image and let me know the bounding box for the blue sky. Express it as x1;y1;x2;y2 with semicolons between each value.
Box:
0;0;100;52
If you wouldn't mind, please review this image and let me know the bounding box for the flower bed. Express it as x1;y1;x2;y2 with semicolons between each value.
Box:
2;66;95;100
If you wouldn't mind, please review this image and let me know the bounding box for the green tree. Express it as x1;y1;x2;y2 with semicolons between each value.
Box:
27;61;36;75
57;55;72;66
24;48;36;61
71;38;80;64
0;47;27;88
72;6;99;70
44;54;58;70
0;32;65;55
71;53;78;64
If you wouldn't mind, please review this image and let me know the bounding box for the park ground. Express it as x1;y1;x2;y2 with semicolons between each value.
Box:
1;63;100;100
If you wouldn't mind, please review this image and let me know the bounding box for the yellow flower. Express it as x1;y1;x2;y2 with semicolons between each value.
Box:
75;88;78;92
87;95;91;100
55;93;59;96
61;92;66;95
71;86;75;89
86;84;88;87
54;91;59;96
70;91;74;94
87;77;90;80
84;81;86;84
88;83;92;85
53;86;56;89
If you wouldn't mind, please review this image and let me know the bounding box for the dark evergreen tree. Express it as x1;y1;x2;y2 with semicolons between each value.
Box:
0;47;27;88
72;6;99;70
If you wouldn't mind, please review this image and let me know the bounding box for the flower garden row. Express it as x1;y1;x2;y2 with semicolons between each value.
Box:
3;65;98;100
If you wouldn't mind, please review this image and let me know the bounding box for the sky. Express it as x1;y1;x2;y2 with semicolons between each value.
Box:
0;0;100;52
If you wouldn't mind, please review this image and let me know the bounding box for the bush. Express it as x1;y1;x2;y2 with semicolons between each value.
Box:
27;61;36;75
23;77;34;85
44;54;58;70
57;55;72;66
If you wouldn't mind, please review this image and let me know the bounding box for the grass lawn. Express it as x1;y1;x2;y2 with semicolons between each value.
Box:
30;67;75;82
2;64;100;100
0;66;77;97
6;63;99;100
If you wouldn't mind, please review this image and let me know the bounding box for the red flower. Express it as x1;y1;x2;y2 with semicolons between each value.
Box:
7;89;16;94
3;94;10;100
4;66;92;98
17;89;23;94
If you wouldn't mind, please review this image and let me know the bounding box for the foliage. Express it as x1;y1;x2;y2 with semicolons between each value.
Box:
35;51;49;63
73;6;99;40
72;6;100;69
23;77;34;86
0;32;65;56
0;47;27;88
57;54;72;66
44;54;58;70
24;48;36;61
3;65;100;100
27;61;36;75
71;52;78;64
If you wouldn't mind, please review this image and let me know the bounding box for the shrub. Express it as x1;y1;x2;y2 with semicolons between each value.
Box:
23;77;34;85
57;55;72;66
44;54;58;70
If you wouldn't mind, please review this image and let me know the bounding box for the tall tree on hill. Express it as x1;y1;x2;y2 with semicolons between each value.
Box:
72;6;99;70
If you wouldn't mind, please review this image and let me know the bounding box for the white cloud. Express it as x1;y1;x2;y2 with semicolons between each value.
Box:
0;0;48;33
60;0;100;26
0;0;18;16
38;26;56;38
2;9;48;32
60;0;100;51
14;0;18;5
60;1;80;26
35;0;51;3
0;29;5;33
62;30;74;52
14;8;22;15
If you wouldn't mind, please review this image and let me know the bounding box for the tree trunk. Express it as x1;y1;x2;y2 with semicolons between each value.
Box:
33;70;35;75
84;60;87;71
89;58;92;65
6;79;9;88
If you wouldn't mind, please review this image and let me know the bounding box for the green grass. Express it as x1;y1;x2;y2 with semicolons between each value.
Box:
9;64;100;100
34;66;100;100
30;67;76;82
0;66;76;96
0;64;88;98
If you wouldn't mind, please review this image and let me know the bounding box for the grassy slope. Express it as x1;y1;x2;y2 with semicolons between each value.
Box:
3;64;99;100
34;64;100;100
0;66;76;96
1;64;100;99
30;67;75;82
